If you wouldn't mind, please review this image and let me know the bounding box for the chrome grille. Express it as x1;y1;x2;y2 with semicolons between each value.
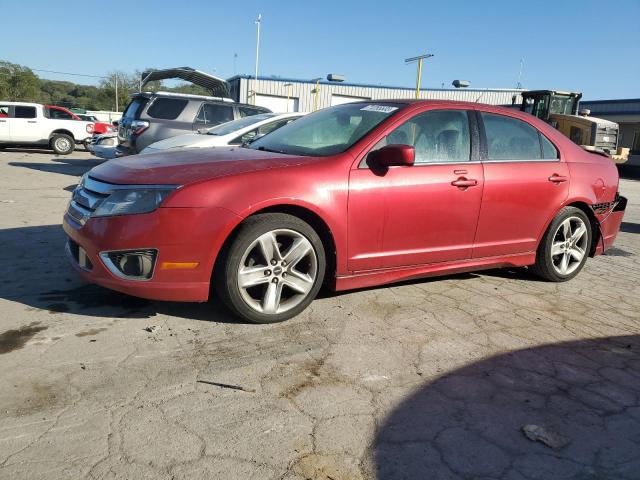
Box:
67;176;112;225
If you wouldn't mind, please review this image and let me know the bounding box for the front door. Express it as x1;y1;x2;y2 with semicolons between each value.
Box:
0;104;10;140
472;111;569;258
348;108;484;271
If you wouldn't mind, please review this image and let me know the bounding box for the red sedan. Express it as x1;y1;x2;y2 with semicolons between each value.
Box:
63;100;626;323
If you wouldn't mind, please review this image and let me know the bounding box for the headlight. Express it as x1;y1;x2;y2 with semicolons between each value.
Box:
93;188;177;217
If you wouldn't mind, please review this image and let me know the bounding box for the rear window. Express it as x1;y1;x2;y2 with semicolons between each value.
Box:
239;106;269;117
122;97;148;120
46;108;74;120
147;98;188;120
14;106;36;119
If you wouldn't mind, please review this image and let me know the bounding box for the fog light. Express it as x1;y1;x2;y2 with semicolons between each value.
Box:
100;249;157;280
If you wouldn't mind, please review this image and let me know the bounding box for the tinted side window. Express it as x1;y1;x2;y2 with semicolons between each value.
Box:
540;134;559;159
481;112;541;160
378;109;471;164
195;104;234;125
146;98;188;120
14;106;36;119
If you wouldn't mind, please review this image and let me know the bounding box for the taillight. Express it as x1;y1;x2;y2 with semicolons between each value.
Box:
86;123;94;134
131;120;150;136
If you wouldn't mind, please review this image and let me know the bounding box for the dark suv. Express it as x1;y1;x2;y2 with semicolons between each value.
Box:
117;92;270;155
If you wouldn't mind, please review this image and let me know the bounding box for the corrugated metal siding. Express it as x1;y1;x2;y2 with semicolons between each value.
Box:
230;77;523;112
580;99;640;115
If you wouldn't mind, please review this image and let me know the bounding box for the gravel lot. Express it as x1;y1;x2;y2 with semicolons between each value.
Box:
1;149;639;480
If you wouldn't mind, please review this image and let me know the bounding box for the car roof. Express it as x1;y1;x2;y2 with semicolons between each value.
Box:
0;101;41;107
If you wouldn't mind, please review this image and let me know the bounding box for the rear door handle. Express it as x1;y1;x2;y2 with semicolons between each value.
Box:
548;174;568;183
451;178;478;188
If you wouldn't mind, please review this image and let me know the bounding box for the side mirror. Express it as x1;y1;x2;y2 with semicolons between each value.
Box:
368;144;415;168
112;120;119;127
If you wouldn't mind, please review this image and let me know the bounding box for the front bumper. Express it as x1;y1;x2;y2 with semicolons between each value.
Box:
63;206;240;302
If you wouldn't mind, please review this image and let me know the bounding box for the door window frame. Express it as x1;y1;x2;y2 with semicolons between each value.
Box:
357;107;481;169
475;110;561;163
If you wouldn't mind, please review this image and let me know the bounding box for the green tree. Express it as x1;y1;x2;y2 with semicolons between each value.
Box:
0;61;40;101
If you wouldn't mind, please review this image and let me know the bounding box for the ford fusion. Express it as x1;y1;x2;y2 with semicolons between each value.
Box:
64;100;626;323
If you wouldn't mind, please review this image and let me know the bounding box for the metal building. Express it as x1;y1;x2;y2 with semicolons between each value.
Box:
580;98;640;154
227;75;524;113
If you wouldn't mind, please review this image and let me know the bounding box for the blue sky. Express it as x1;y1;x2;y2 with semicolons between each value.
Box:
1;0;638;99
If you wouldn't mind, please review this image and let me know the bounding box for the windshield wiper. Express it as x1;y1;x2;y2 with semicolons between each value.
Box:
255;146;286;154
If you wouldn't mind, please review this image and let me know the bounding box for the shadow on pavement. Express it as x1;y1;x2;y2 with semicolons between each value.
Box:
621;222;640;234
8;157;102;177
375;335;640;479
0;224;240;323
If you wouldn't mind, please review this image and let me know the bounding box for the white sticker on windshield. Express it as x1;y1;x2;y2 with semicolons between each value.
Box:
360;105;399;113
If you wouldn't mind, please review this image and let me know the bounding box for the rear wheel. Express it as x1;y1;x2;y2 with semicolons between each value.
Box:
530;207;591;282
50;134;75;155
215;213;326;323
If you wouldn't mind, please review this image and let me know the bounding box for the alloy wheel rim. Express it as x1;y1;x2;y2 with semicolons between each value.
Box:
237;229;317;315
551;216;588;276
56;137;71;152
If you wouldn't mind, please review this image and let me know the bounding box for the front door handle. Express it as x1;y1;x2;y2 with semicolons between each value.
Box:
27;120;37;123
451;177;478;188
548;174;568;183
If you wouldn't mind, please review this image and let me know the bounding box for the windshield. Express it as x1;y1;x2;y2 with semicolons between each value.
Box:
206;113;276;135
249;102;405;156
549;96;577;115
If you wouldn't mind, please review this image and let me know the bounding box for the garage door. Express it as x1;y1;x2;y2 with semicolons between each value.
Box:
330;94;370;106
255;94;299;113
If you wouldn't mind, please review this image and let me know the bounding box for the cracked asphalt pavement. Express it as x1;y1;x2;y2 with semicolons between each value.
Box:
1;149;639;480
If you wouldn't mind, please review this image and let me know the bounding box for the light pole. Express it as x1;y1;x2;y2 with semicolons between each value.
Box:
254;14;261;81
114;72;119;112
283;83;293;112
311;78;322;111
404;53;433;99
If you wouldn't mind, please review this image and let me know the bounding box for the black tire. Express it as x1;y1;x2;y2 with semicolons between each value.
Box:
50;134;75;155
83;138;92;151
215;213;326;324
530;206;592;282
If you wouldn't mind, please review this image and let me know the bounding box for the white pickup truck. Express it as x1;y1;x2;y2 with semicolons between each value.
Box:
0;101;94;154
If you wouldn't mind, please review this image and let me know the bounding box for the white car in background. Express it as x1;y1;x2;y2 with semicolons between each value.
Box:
140;112;305;154
88;132;119;160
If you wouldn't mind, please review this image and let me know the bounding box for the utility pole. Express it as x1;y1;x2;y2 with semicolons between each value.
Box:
404;53;434;99
234;53;238;75
114;72;119;112
312;78;321;111
284;82;293;112
516;58;524;89
254;14;261;80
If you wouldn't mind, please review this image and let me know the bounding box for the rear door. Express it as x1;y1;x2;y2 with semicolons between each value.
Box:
472;110;568;258
9;105;42;142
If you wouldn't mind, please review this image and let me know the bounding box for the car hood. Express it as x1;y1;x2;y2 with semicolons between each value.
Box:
144;133;217;152
89;147;308;185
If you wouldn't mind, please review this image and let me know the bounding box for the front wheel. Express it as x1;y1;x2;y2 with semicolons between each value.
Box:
50;134;75;155
215;213;326;324
530;207;592;282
